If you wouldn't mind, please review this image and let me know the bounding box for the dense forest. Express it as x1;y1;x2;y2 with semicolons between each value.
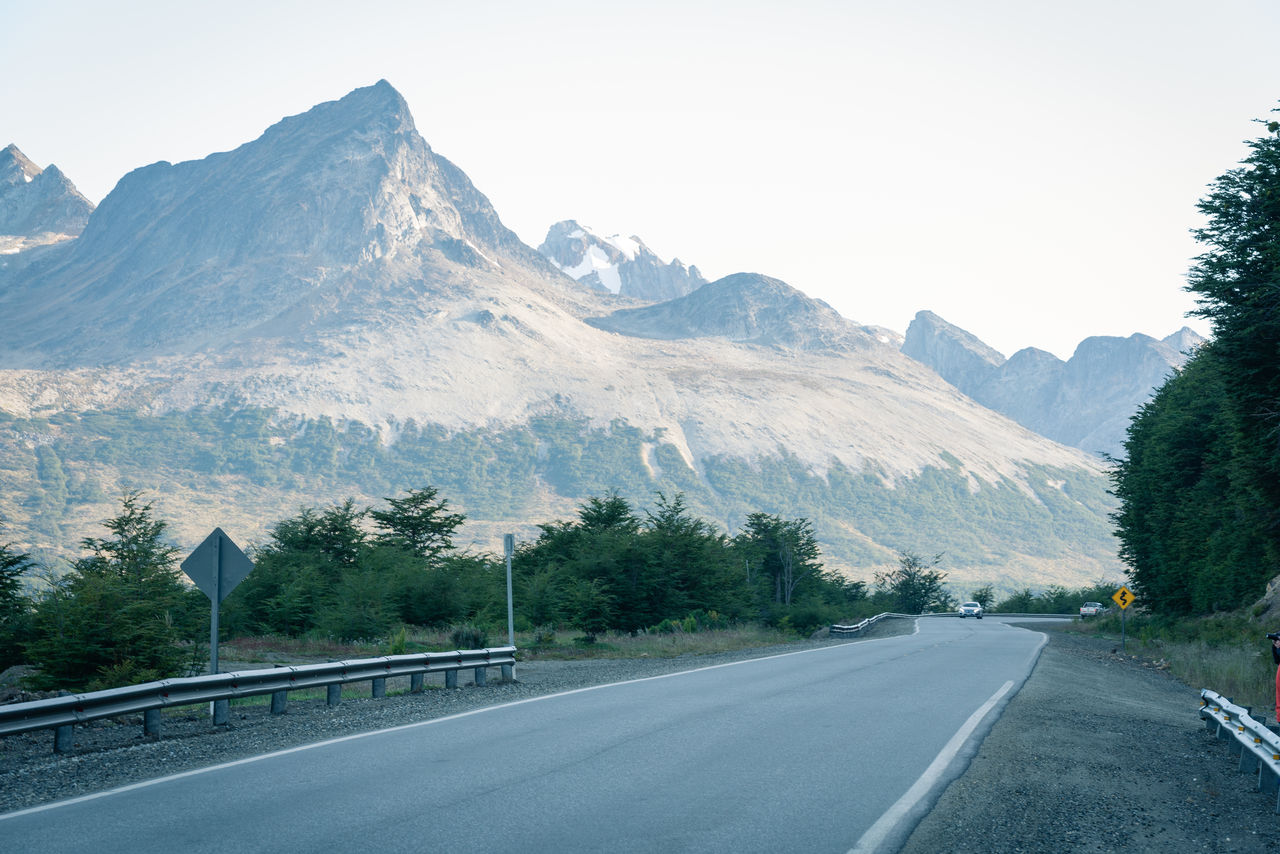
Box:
1111;112;1280;615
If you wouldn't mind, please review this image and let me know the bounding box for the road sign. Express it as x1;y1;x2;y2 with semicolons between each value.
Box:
182;528;254;603
182;528;254;677
1112;585;1135;610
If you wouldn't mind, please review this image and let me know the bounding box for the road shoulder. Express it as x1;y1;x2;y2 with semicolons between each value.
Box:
897;623;1280;853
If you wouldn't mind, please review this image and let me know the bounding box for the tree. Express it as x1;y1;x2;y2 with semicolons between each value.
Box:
369;486;466;563
736;513;823;606
26;493;197;690
568;577;615;642
969;585;995;610
1111;112;1280;614
223;500;372;636
0;528;38;670
875;552;951;614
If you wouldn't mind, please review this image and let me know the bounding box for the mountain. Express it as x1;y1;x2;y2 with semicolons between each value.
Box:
0;144;94;255
0;82;1120;592
538;220;705;301
902;310;1204;457
586;272;897;351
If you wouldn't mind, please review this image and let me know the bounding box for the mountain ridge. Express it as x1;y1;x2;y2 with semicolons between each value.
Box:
902;310;1203;456
0;81;1120;589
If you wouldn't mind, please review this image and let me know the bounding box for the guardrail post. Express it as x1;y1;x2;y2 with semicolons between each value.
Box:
144;709;161;738
327;684;341;706
213;699;230;726
445;670;458;689
474;666;487;687
501;664;514;682
1240;747;1260;775
410;673;424;693
372;678;386;699
54;724;73;753
270;690;287;714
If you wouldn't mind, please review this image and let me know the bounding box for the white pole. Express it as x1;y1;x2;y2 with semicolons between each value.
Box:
504;534;515;647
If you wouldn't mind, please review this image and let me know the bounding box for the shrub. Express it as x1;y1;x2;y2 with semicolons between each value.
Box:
450;624;488;650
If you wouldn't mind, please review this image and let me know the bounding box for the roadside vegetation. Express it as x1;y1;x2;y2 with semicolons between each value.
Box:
1097;108;1280;715
0;489;887;692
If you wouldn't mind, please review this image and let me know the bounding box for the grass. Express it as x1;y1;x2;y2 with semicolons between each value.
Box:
1066;612;1279;717
220;624;807;665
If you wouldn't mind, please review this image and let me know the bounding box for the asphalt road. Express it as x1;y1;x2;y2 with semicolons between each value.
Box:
0;618;1047;853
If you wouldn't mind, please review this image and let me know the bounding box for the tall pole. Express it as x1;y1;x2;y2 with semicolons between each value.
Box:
504;534;515;647
210;534;221;674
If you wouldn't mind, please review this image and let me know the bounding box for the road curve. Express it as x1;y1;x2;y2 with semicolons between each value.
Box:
1;618;1047;853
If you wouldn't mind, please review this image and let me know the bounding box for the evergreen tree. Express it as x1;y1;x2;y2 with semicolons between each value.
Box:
0;528;38;670
369;486;466;563
1112;111;1280;614
875;552;951;614
26;493;194;690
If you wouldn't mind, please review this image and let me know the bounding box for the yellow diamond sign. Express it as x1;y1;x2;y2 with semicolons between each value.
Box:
1112;585;1135;610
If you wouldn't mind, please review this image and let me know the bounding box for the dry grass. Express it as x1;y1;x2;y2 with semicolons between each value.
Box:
1066;617;1279;718
220;624;803;666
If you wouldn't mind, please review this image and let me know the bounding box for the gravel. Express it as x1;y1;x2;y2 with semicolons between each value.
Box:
899;623;1280;854
4;621;1280;853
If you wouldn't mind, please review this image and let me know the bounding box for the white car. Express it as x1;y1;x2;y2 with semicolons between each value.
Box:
1080;601;1105;618
958;602;983;619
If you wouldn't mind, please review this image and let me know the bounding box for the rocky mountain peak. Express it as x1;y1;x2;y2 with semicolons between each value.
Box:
538;219;704;301
901;310;1005;388
0;81;557;365
902;310;1206;457
1;144;42;187
0;144;94;253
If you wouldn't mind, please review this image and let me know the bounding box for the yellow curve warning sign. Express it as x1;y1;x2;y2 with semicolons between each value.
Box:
1112;586;1135;610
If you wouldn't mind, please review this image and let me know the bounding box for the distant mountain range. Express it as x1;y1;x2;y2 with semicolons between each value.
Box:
902;311;1203;458
0;81;1128;593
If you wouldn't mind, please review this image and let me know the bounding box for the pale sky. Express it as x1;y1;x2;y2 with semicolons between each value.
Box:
4;0;1277;359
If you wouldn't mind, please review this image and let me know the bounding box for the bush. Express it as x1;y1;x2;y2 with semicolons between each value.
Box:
450;624;488;650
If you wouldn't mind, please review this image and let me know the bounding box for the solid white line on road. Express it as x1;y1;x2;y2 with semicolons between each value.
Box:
848;679;1016;854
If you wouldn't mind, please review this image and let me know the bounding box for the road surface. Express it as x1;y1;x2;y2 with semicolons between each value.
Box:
1;617;1047;853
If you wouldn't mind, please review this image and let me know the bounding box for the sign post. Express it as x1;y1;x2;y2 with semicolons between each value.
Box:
181;528;255;676
504;534;515;648
1112;585;1135;653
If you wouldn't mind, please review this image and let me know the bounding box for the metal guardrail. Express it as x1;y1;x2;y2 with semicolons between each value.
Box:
829;612;1076;636
0;646;517;753
1200;689;1280;813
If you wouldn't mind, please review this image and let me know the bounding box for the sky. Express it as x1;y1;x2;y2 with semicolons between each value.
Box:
4;0;1278;360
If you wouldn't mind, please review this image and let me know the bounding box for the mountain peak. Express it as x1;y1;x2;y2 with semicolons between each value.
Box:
1;143;43;188
0;144;94;248
538;219;705;300
585;271;877;351
0;82;549;365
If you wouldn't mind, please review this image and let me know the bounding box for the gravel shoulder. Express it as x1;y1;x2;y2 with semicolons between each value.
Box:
4;619;1279;853
899;622;1280;854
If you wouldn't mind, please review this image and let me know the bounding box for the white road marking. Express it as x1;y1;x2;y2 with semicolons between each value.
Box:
848;678;1016;854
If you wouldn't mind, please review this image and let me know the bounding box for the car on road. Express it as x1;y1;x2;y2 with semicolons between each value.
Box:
959;601;983;619
1079;601;1105;618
